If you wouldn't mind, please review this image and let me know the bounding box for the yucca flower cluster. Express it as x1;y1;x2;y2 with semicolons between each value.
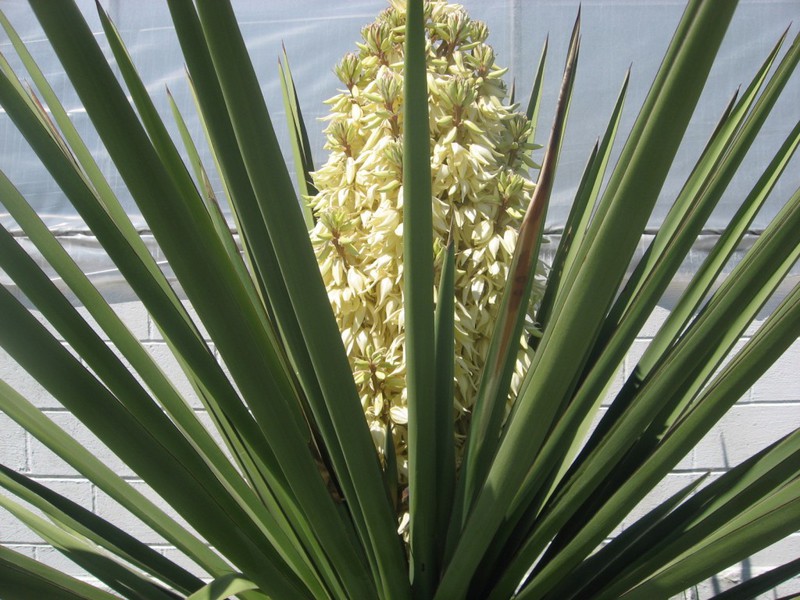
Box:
309;0;545;482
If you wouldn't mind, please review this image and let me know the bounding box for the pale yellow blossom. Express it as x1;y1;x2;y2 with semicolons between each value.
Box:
310;0;546;492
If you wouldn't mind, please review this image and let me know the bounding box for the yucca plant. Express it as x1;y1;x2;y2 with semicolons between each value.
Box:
0;0;798;598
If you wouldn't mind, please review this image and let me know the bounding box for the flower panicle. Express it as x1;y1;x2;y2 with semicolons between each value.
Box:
309;0;546;499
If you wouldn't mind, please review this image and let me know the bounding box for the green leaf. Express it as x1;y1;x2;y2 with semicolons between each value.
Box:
0;493;178;599
164;3;387;594
166;85;246;273
436;3;739;597
457;9;580;528
402;0;436;594
186;0;410;595
279;44;317;229
0;16;279;518
0;18;272;491
0;270;310;598
525;36;549;146
0;157;305;573
0;465;202;595
508;267;800;600
186;574;259;600
597;26;796;356
0;378;232;581
524;35;800;541
590;283;800;599
0;5;181;298
611;31;800;394
0;546;119;600
538;473;710;600
620;487;800;600
433;235;457;575
535;66;629;335
0;156;324;595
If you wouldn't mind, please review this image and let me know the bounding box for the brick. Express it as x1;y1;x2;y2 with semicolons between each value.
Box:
160;546;213;579
774;575;800;598
637;304;672;339
624;338;652;380
75;300;150;342
0;480;92;545
0;412;26;472
0;503;42;545
0;346;61;410
29;412;135;478
621;472;703;531
681;568;800;599
35;545;90;579
94;480;200;546
751;339;800;403
149;299;211;342
600;364;626;407
693;403;800;470
41;479;94;509
748;533;800;568
3;544;36;559
144;343;202;409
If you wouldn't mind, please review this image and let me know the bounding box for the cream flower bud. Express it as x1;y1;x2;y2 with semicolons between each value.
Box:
335;53;364;90
377;69;401;103
444;76;477;114
360;21;396;66
326;121;358;156
466;43;496;78
470;20;490;44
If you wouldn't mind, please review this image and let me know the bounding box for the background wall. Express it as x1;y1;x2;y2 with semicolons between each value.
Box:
1;0;799;597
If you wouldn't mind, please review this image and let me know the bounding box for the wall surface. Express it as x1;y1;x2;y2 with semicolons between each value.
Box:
0;0;799;598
